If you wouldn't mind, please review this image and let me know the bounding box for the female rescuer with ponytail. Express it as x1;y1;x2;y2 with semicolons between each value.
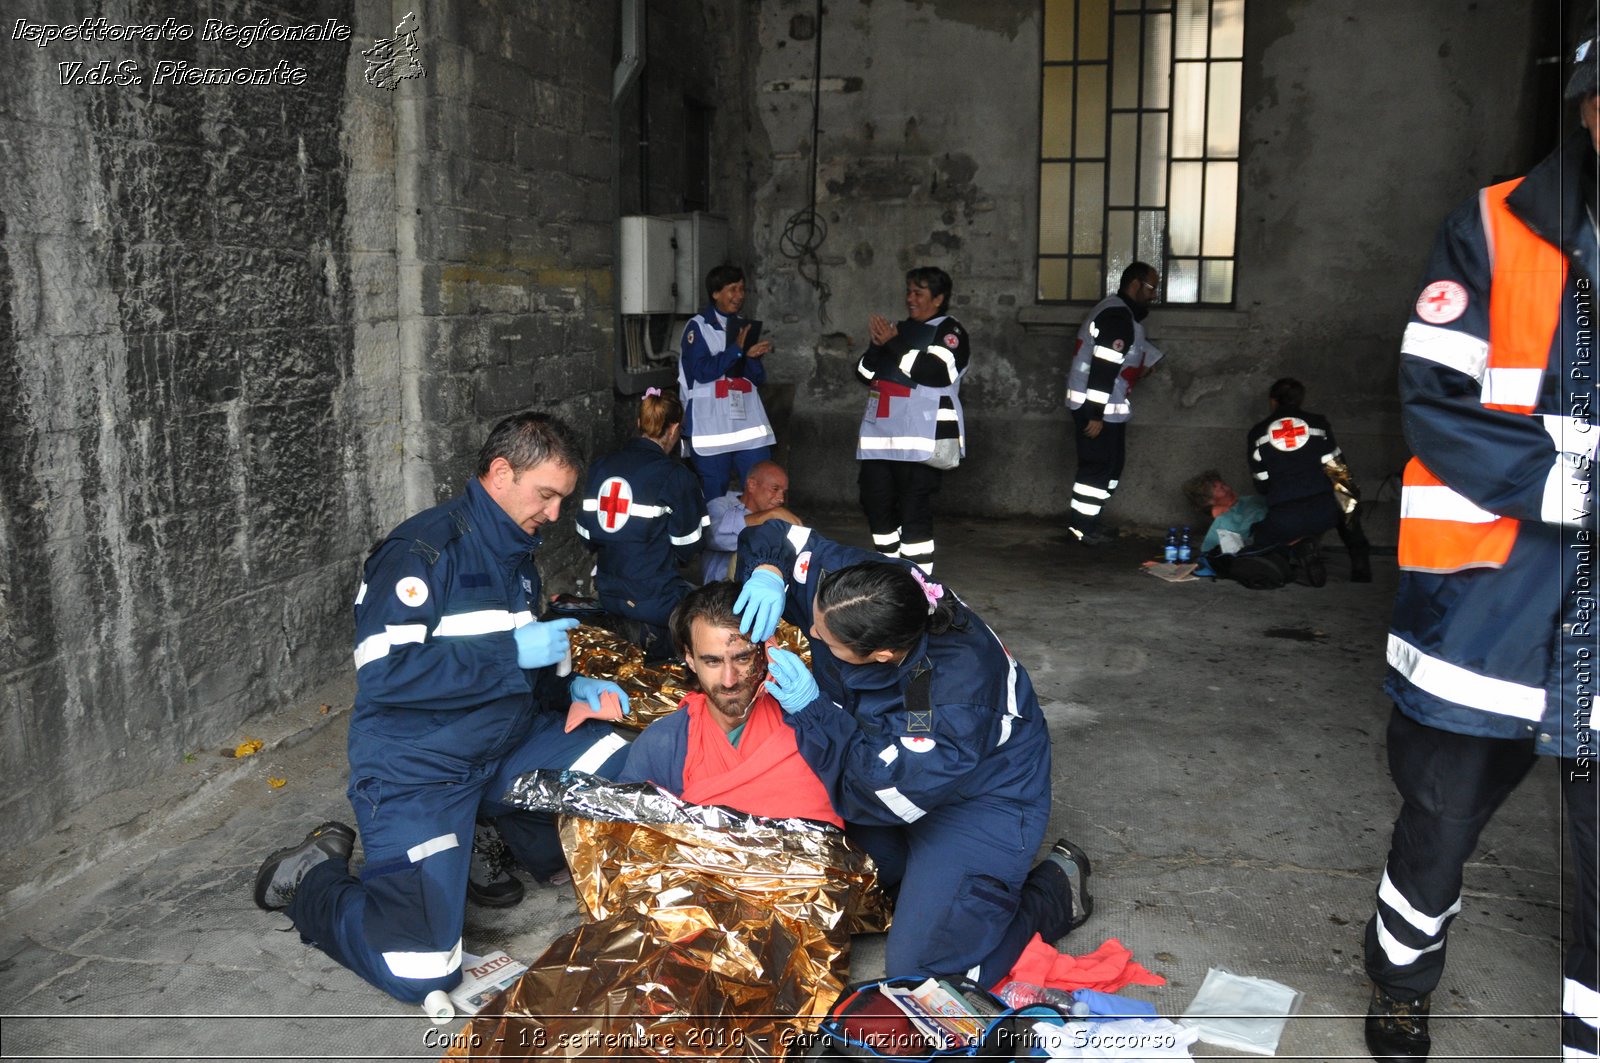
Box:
576;389;709;658
731;521;1094;985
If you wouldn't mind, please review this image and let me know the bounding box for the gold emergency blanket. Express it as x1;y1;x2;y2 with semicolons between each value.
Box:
569;623;812;732
443;772;890;1061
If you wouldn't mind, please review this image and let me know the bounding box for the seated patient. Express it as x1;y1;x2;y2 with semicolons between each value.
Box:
701;460;804;583
1182;470;1268;556
619;581;842;827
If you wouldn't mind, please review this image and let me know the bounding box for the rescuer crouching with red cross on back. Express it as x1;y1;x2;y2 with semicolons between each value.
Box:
1238;377;1350;586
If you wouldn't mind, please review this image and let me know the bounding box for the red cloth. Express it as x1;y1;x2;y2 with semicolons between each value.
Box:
997;935;1167;994
679;692;842;827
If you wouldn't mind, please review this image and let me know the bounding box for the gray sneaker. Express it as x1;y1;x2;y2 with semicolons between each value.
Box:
1046;837;1094;930
254;822;355;911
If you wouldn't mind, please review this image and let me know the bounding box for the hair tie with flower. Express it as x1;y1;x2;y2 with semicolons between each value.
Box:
909;567;944;614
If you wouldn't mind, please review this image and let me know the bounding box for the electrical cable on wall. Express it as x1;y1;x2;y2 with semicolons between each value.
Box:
778;0;831;325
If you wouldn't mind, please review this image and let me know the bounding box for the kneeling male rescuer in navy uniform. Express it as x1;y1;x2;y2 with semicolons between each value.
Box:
253;413;631;1003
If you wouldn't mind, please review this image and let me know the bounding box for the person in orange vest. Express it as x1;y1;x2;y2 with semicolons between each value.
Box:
1362;21;1600;1062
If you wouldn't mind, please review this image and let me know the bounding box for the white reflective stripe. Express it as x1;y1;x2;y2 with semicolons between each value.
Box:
1482;366;1544;408
900;346;958;381
1401;485;1499;524
915;560;933;574
581;499;666;518
1378;868;1459;936
1563;1047;1599;1061
1544;454;1593;525
1084;388;1113;404
1107;479;1119;489
1321;453;1340;465
353;624;428;669
575;523;590;539
383;939;463;980
935;408;960;421
1092;344;1125;364
859;436;935;452
1375;914;1443;968
691;424;774;448
1073;483;1112;500
670;526;704;546
512;610;533;627
875;786;927;823
1070;499;1102;516
1253;470;1269;480
1102;402;1130;415
1387;633;1545;721
872;532;900;546
965;964;982;982
900;540;934;558
1565;978;1600;1029
433;609;516;637
406;833;459;864
1402;322;1488;380
355;582;367;605
1544;414;1598;452
786;524;813;553
1066;389;1088;403
878;744;899;765
568;730;628;774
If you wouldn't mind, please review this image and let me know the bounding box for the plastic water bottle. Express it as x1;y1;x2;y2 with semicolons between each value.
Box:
1164;527;1178;563
1178;526;1192;563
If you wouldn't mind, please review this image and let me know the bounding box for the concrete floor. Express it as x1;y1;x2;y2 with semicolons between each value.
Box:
0;512;1571;1061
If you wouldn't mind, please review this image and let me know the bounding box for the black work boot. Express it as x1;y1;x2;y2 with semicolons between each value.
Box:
1365;985;1431;1061
1350;551;1374;583
467;818;526;908
254;822;356;911
1044;838;1094;930
1291;540;1328;587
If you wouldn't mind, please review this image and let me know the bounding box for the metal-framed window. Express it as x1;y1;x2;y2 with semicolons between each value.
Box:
1038;0;1244;305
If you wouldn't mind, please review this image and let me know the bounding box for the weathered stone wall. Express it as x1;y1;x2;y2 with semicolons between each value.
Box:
740;0;1550;542
0;0;750;846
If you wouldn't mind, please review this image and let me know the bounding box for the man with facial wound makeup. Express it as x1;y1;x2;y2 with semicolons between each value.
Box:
730;521;1094;985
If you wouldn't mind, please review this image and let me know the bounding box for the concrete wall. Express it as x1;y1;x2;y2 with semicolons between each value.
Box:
740;0;1552;541
0;0;749;846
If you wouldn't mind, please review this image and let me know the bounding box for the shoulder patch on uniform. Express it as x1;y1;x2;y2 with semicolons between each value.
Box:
1267;416;1311;452
685;329;696;346
943;333;960;348
900;736;937;753
1415;280;1468;324
793;550;813;583
395;576;429;607
594;475;634;532
1112;338;1126;351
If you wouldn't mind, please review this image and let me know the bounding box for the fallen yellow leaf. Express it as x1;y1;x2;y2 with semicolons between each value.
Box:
268;777;287;789
232;738;263;758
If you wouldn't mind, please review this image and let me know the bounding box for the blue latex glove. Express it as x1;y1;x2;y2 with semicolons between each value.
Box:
764;647;819;714
569;675;631;717
514;617;579;669
734;567;786;641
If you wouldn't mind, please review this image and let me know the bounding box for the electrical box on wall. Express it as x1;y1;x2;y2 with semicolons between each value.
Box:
667;212;729;315
619;216;676;314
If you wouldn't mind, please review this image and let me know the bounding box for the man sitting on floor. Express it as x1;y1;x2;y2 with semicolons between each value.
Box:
619;581;842;827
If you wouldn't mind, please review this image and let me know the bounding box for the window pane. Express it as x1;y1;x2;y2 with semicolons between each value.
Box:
1169;161;1202;256
1072;258;1104;301
1039;163;1072;255
1211;0;1244;58
1044;0;1076;61
1201;259;1234;302
1202;161;1237;256
1172;62;1205;157
1112;14;1141;108
1207;61;1241;157
1138;112;1168;206
1039;258;1070;301
1174;0;1208;59
1137;209;1166;266
1141;12;1171;109
1115;0;1142;9
1075;67;1107;157
1078;0;1109;61
1109;113;1137;206
1042;67;1074;158
1073;163;1105;253
1108;210;1136;279
1167;258;1199;302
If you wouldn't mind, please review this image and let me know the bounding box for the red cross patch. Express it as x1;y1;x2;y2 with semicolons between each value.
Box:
685;329;696;346
1268;416;1310;452
942;333;959;348
596;476;634;531
793;550;813;583
1415;280;1468;325
394;576;429;607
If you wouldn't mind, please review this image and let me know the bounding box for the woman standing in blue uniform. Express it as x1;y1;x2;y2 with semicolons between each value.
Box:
732;521;1093;984
576;390;708;658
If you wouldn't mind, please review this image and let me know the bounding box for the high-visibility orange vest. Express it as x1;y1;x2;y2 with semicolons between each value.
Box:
1397;177;1567;573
